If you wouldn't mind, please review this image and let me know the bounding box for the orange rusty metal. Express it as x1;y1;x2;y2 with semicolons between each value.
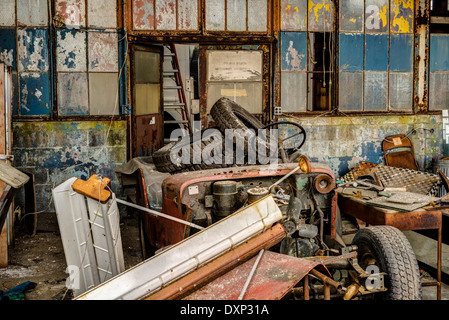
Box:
71;174;112;203
183;250;331;300
145;222;287;300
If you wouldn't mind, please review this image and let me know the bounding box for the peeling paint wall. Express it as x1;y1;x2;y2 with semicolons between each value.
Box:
12;121;128;211
281;115;443;178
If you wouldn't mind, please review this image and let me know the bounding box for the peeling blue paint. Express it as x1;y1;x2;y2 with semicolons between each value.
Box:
18;28;49;72
0;28;17;71
19;73;51;116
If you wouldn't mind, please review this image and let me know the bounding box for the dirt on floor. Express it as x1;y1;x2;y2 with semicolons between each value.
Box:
0;212;143;300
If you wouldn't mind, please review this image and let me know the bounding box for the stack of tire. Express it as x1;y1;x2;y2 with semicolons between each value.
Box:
152;97;274;174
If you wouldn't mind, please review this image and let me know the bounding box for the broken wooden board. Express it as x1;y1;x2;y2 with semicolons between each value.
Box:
72;174;112;203
0;161;29;189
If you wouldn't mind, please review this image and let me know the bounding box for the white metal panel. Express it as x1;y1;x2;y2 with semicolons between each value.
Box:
75;195;283;300
52;177;101;297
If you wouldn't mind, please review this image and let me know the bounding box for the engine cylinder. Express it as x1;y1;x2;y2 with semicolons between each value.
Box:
213;180;238;218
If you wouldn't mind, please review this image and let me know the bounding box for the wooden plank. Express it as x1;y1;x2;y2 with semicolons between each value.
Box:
0;161;29;188
0;64;6;267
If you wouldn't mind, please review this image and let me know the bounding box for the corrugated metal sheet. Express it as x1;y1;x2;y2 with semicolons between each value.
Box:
0;0;16;27
88;31;118;72
55;0;86;28
18;29;49;72
281;0;307;31
19;72;51;115
17;0;48;26
88;0;117;28
57;73;89;115
56;29;87;72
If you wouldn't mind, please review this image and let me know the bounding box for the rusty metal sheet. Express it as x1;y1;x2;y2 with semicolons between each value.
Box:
133;0;155;30
178;0;198;30
57;73;89;115
88;0;117;28
184;251;330;300
146;223;287;300
88;31;118;72
156;0;176;30
55;0;86;28
390;0;413;33
308;0;334;32
0;0;16;26
18;29;49;72
17;0;48;26
56;29;87;72
281;0;307;31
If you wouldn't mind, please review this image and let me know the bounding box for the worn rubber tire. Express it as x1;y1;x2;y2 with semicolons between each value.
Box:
352;226;422;300
210;97;276;162
152;128;228;173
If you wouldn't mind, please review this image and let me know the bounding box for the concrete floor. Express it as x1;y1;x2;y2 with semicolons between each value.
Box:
0;213;447;300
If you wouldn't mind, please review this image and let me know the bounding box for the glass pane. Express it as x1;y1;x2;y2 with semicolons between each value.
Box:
365;33;388;71
56;29;87;72
339;33;364;72
365;0;389;33
281;72;307;112
281;32;307;71
55;0;86;28
19;72;51;116
0;0;16;26
429;73;449;110
207;50;262;81
206;0;225;31
179;0;199;30
281;0;307;31
18;29;49;72
389;72;412;110
430;35;449;72
58;73;89;115
390;33;413;72
0;28;17;71
89;73;119;115
308;0;334;32
206;82;263;113
135;50;160;84
227;0;246;31
390;0;413;33
88;0;117;28
17;0;48;26
135;84;161;115
88;31;118;72
340;0;364;32
133;0;155;30
364;72;387;111
339;72;363;111
156;0;176;30
248;0;268;32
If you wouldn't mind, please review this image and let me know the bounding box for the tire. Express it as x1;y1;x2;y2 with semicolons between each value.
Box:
210;97;276;163
152;128;228;173
352;226;422;300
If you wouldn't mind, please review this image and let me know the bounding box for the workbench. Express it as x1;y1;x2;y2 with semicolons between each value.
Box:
338;195;443;300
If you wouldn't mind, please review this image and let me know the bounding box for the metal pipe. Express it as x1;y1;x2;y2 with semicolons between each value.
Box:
115;198;205;231
303;275;310;300
310;269;342;292
238;249;265;300
323;283;330;300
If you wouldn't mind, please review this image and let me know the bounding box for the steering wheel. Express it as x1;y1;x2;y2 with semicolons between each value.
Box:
262;121;307;163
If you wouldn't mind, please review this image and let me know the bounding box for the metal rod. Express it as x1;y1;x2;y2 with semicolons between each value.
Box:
238;249;265;300
115;198;205;231
269;166;300;190
310;269;342;291
303;275;310;300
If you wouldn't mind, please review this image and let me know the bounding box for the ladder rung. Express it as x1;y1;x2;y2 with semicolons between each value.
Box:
164;104;186;109
164;53;175;56
164;120;189;124
164;86;182;90
163;70;178;74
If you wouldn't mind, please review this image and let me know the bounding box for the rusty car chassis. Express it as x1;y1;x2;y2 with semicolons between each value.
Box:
126;158;423;301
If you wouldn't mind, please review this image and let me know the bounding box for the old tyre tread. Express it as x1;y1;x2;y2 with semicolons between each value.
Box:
352;226;422;300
